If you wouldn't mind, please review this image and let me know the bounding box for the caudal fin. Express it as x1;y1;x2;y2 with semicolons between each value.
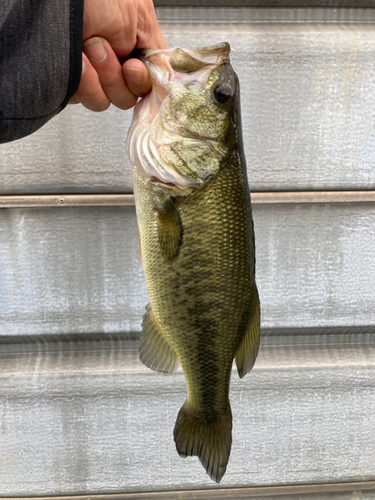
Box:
173;403;232;483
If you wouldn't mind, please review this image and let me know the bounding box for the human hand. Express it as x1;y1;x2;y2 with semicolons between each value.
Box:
69;0;166;111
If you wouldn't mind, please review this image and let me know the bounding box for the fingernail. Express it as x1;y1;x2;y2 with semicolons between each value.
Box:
84;37;107;64
82;57;86;74
125;67;143;85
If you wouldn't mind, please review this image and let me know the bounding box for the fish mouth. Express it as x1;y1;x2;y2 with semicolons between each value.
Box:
136;43;230;91
126;44;231;191
135;42;232;147
137;43;230;68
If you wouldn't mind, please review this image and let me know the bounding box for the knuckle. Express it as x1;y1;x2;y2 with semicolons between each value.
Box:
91;100;111;112
101;74;123;90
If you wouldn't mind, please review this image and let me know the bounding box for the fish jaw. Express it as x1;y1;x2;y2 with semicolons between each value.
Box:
139;43;231;86
126;44;234;191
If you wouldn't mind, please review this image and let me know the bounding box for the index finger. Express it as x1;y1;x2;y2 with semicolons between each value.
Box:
136;0;167;51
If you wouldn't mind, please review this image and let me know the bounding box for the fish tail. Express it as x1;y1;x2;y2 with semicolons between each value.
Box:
173;402;232;483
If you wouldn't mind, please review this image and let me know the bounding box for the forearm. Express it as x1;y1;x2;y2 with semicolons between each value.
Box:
0;0;83;143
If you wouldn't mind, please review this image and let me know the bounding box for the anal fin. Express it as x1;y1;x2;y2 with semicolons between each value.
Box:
156;198;183;262
235;289;260;378
140;304;179;374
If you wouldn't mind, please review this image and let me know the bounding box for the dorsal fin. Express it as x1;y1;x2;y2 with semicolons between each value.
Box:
235;289;260;378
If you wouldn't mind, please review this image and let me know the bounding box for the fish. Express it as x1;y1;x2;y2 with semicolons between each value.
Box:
126;42;260;483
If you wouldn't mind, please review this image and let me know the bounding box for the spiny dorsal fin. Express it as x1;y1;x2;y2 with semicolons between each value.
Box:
174;402;232;483
140;304;179;374
156;199;183;262
235;289;260;378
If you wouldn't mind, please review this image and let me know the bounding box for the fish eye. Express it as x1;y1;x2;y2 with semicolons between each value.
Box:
212;84;231;104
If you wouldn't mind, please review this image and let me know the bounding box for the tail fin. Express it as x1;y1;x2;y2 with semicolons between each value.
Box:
173;403;232;483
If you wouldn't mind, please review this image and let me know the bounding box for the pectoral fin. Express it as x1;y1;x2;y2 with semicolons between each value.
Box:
235;289;260;378
140;304;179;374
156;199;183;262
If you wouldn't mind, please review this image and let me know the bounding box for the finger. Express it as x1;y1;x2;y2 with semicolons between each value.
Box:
123;59;152;98
83;0;166;57
72;53;111;111
84;37;137;110
68;96;80;104
136;0;167;51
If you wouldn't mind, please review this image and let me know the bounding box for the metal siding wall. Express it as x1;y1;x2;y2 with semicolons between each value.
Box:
1;203;375;337
0;342;374;496
0;6;375;498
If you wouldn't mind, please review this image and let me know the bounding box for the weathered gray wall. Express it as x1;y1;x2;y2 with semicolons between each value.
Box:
0;5;375;499
1;203;375;337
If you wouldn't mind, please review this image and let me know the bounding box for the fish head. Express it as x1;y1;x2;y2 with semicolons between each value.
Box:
126;43;241;193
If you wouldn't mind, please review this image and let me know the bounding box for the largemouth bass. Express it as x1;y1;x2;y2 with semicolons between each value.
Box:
126;43;260;483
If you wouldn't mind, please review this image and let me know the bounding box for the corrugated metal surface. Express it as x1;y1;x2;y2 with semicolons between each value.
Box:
0;340;374;496
1;203;375;336
0;5;375;498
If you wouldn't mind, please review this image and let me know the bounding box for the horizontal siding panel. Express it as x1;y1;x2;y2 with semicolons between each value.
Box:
1;203;374;336
0;340;374;495
1;9;375;193
0;207;147;336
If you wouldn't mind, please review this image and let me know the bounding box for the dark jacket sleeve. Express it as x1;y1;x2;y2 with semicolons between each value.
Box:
0;0;83;143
